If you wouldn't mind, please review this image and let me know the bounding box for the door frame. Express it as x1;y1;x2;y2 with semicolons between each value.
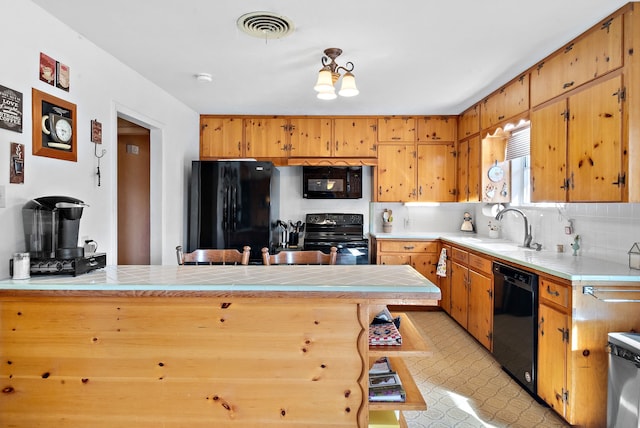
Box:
111;103;163;265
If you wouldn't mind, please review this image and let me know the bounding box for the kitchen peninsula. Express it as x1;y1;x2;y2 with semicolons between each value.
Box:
0;265;440;427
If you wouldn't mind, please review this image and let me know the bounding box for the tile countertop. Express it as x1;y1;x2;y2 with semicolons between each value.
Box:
372;232;640;282
0;264;441;300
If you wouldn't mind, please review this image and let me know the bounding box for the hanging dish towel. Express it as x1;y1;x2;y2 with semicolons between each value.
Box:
436;248;447;277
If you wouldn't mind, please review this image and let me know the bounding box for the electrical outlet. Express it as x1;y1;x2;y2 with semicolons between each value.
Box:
404;218;410;228
0;185;6;208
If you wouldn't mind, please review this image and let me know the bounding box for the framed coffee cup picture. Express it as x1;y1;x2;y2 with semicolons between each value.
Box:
32;88;77;162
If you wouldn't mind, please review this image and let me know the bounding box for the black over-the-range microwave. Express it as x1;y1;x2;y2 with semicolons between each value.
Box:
302;166;362;199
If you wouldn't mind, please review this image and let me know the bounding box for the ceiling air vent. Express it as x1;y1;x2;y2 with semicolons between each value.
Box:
236;12;295;39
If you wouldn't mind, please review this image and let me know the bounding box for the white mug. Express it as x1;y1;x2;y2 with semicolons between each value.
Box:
84;240;98;255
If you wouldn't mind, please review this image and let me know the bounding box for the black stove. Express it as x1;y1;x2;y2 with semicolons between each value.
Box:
304;213;369;264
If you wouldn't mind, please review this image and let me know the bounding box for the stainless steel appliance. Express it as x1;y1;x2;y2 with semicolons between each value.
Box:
303;213;369;265
302;166;362;199
492;261;539;396
188;161;280;264
607;332;640;428
16;195;106;276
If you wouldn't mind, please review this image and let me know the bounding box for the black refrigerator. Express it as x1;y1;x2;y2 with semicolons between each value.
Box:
188;161;280;263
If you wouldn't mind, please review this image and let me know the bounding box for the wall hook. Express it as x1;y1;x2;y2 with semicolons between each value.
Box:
91;119;106;186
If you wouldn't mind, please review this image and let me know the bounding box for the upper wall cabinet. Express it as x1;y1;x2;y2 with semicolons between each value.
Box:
288;118;333;158
530;15;623;107
333;118;378;157
480;74;529;131
377;117;416;142
416;116;457;142
244;117;290;158
200;116;244;159
458;104;480;139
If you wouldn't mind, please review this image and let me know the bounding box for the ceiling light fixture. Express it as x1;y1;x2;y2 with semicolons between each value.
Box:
313;48;359;100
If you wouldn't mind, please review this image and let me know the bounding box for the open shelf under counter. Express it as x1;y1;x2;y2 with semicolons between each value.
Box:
368;356;427;412
369;312;432;357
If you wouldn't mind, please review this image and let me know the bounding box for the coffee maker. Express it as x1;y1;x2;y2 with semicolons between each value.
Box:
19;196;106;276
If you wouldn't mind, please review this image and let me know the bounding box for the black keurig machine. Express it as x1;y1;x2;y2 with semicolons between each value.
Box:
19;196;106;276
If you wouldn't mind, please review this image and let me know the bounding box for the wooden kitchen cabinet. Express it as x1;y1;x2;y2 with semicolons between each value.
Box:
377;144;415;202
200;116;244;159
456;135;480;202
332;117;378;158
480;74;529;131
244;117;290;158
288;117;333;157
375;239;439;285
531;74;625;202
416;116;456;142
377;117;416;142
530;15;623;107
416;143;457;202
449;246;493;350
458;104;480;139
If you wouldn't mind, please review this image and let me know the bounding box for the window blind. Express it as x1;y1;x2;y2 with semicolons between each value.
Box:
506;126;530;160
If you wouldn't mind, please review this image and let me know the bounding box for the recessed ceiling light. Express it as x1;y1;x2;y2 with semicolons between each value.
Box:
237;12;295;39
195;73;213;83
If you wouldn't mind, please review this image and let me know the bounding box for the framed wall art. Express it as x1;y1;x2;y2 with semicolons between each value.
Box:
31;88;77;162
0;85;23;133
10;142;25;184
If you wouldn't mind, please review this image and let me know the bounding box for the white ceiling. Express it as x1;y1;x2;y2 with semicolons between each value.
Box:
30;0;628;116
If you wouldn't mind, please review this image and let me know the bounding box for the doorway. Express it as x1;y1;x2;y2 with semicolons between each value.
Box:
117;118;150;264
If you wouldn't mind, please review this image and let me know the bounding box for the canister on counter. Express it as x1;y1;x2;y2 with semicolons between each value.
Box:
12;252;30;280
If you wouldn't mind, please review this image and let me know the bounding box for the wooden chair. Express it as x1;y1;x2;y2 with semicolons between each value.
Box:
261;247;337;265
176;245;251;265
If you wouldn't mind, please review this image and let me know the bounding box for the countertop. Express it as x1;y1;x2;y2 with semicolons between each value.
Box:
0;264;441;300
372;232;640;282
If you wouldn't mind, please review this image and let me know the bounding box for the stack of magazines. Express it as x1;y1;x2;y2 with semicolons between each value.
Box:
369;308;402;346
368;356;406;402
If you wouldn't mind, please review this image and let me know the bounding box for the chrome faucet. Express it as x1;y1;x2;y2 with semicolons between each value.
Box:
495;208;533;248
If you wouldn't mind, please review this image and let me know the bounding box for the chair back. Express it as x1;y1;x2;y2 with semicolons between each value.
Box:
176;245;251;265
261;247;337;265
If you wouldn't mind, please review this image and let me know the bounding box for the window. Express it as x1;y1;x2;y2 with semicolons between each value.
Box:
504;122;530;206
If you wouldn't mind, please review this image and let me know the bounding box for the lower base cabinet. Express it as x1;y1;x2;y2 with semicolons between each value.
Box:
374;239;440;285
449;245;493;350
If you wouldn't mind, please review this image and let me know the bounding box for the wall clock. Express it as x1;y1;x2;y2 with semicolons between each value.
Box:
487;163;504;182
32;88;77;162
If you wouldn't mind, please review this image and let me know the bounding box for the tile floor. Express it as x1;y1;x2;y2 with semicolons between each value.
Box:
401;310;570;428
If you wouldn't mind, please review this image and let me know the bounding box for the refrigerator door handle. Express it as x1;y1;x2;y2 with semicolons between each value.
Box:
222;185;230;231
231;185;237;231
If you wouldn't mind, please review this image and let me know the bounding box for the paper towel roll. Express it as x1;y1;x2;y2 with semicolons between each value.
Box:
482;203;505;217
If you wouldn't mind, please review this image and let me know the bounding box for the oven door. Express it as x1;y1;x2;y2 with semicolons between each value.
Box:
335;246;369;265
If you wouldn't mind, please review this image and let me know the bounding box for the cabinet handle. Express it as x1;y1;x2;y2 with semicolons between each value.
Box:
326;141;330;151
419;185;423;196
612;172;626;187
539;316;545;336
403;246;415;250
563;81;575;89
498;115;505;120
546;286;560;297
392;137;401;140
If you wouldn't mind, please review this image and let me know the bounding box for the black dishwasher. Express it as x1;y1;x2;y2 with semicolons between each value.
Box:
492;261;539;396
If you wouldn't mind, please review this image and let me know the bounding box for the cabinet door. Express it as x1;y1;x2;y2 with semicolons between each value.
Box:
333;118;377;157
568;75;623;202
411;254;439;285
531;100;568;202
457;139;470;202
530;15;623;107
200;117;243;158
467;269;492;350
458;104;480;139
416;116;456;142
244;117;289;158
288;118;332;157
450;261;468;328
376;144;416;202
377;117;416;142
538;304;568;418
417;143;456;202
467;136;480;202
481;75;529;130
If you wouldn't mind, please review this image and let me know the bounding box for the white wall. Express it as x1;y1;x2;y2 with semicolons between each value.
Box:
0;0;199;279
